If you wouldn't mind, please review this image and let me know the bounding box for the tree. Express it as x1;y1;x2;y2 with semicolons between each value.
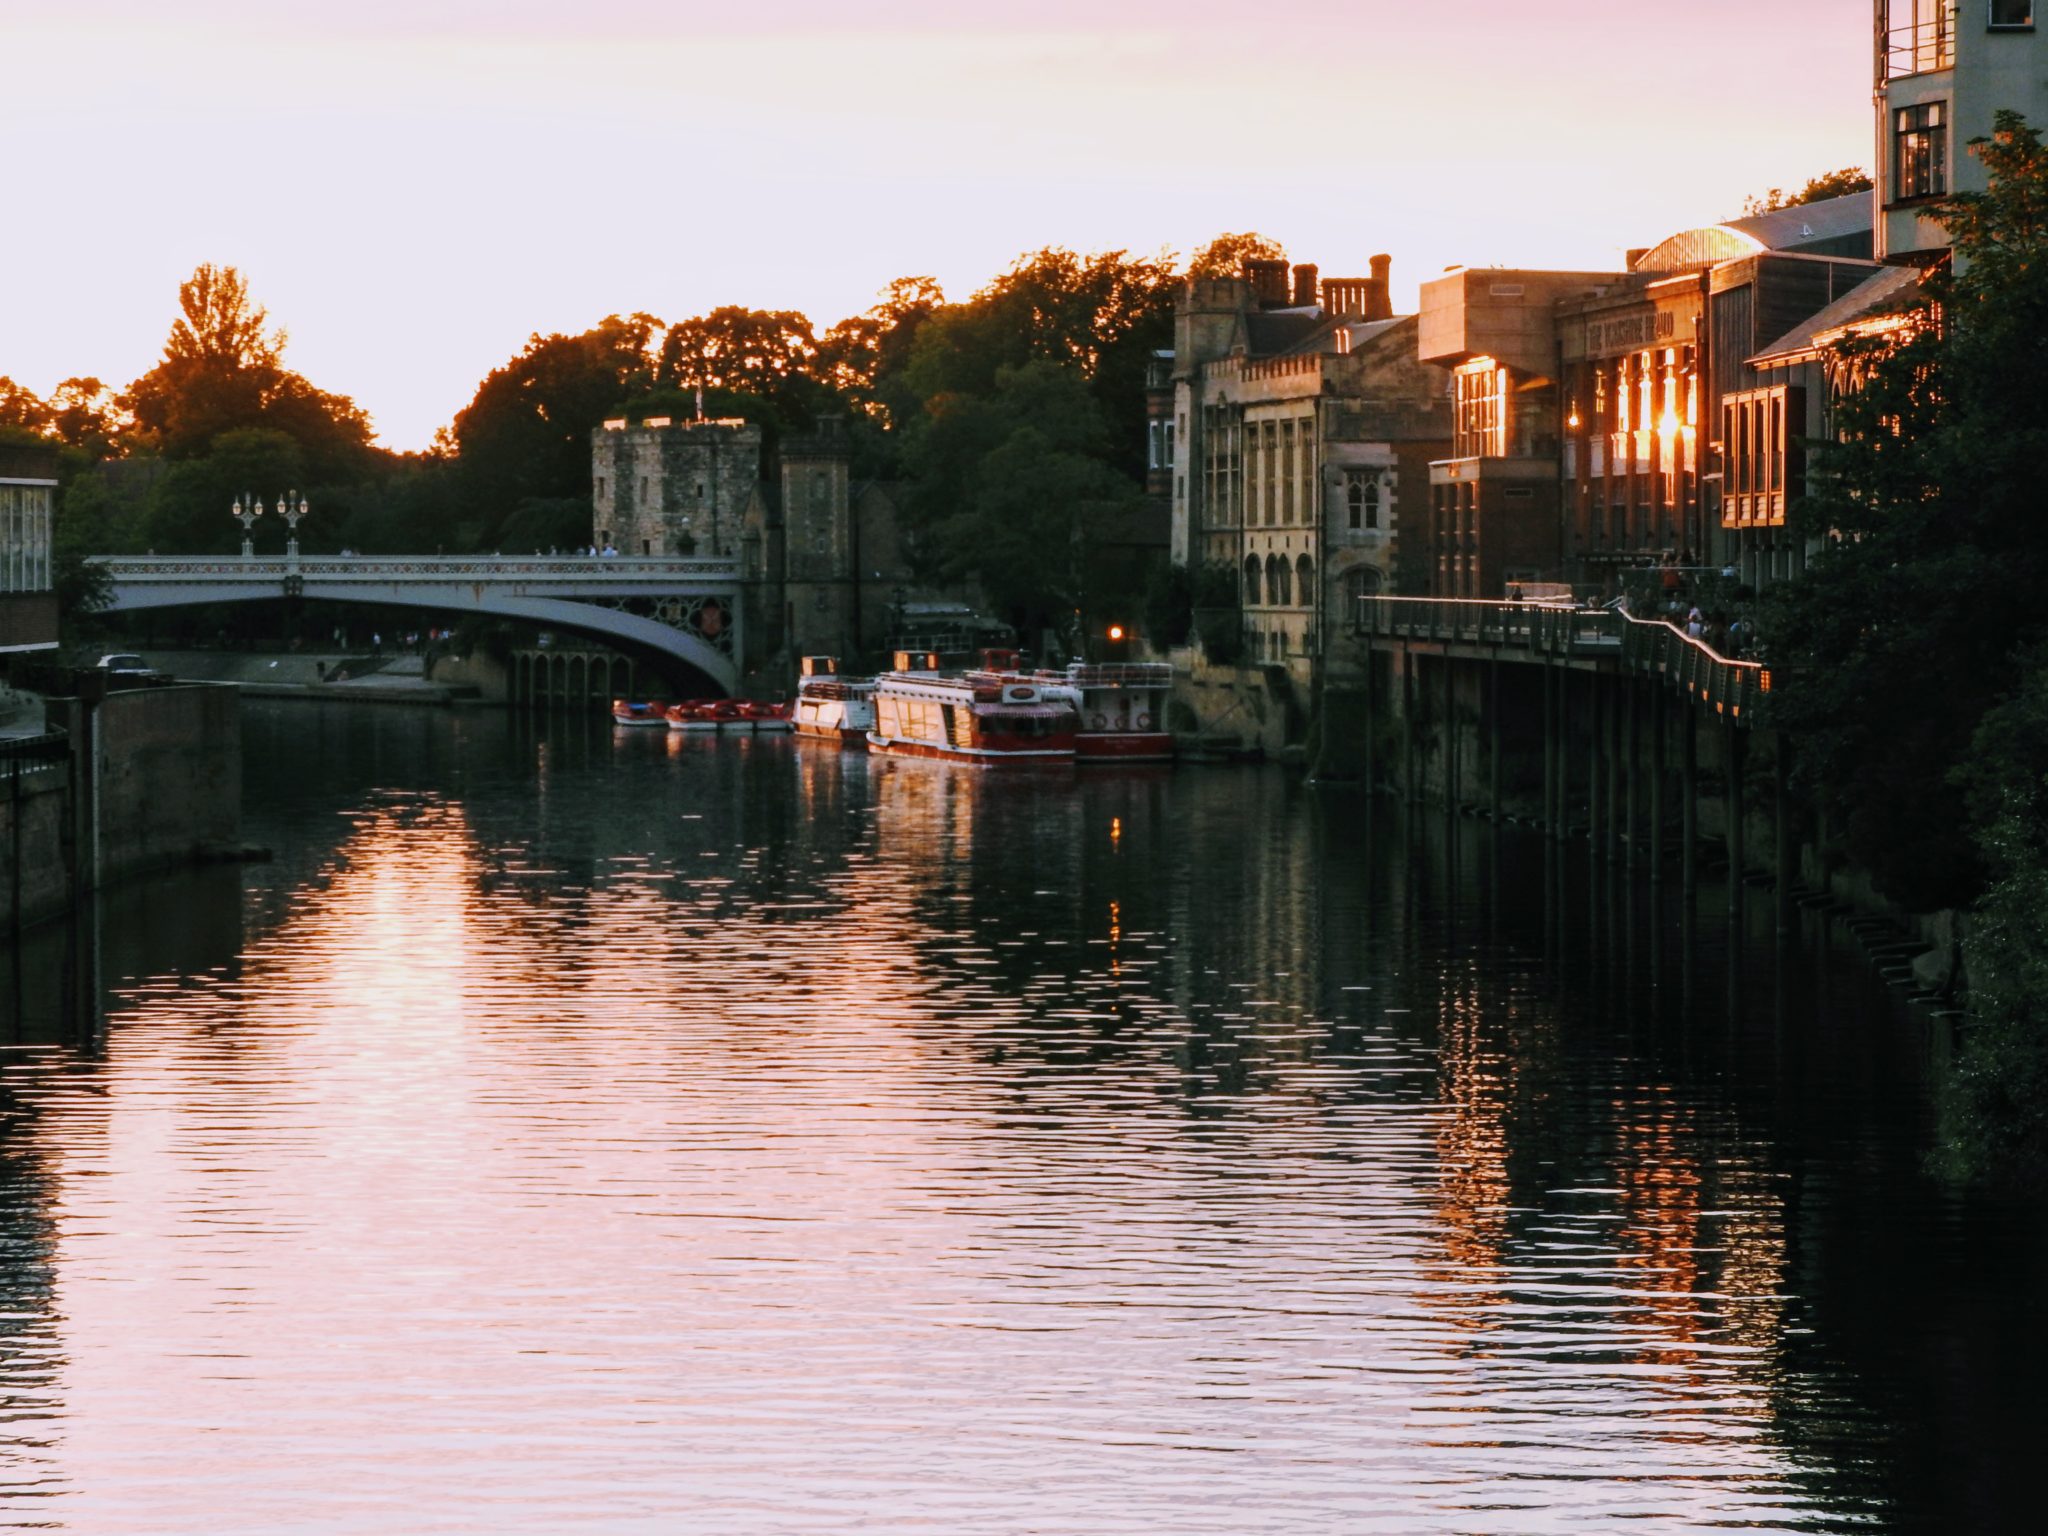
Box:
1766;113;2048;913
1186;231;1286;280
1940;644;2048;1183
1742;167;1874;216
658;307;816;397
121;263;374;486
447;314;659;550
901;359;1143;643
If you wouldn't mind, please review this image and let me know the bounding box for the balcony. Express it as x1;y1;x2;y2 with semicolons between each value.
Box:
1881;4;1954;81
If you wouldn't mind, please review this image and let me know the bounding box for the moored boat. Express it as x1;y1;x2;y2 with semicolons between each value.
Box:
867;653;1077;764
612;699;667;727
665;701;716;731
1051;661;1175;762
743;700;794;732
794;656;877;746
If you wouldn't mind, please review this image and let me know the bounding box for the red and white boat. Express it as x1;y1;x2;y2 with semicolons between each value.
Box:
965;651;1176;763
793;656;876;746
665;701;718;731
867;653;1077;764
1047;661;1175;762
612;699;667;727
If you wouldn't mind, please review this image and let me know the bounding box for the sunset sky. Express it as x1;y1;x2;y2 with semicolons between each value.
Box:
2;0;1873;451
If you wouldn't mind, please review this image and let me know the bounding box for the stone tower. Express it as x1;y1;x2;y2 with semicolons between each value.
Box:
591;416;764;558
778;418;855;660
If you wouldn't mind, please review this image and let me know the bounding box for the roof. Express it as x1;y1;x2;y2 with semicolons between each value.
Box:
1725;192;1874;251
1634;192;1874;273
1749;264;1926;366
1243;309;1329;357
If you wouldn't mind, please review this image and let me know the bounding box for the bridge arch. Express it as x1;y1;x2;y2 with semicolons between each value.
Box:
91;556;742;694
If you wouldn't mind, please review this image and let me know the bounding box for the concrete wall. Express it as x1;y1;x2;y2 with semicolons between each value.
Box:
0;762;72;928
49;684;241;897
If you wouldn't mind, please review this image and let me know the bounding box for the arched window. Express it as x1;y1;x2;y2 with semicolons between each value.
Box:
1364;478;1381;529
1297;554;1315;604
1268;553;1290;606
1244;554;1262;606
1347;476;1366;529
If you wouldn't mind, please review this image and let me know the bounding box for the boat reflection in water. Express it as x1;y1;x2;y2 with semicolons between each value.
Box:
0;704;2039;1534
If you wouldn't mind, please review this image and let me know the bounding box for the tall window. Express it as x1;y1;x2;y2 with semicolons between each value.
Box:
1344;472;1383;531
1895;101;1948;200
1244;554;1262;606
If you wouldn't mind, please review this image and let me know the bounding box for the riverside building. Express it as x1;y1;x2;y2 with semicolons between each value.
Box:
1169;256;1450;673
1876;1;2048;264
0;442;58;674
1417;197;1884;595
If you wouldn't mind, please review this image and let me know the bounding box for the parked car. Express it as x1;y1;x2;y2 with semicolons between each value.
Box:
95;652;157;681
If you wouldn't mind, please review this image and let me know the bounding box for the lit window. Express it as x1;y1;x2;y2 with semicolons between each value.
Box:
1990;1;2034;30
1894;101;1948;200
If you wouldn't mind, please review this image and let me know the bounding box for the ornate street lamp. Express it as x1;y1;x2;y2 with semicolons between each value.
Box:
230;493;264;557
279;491;309;559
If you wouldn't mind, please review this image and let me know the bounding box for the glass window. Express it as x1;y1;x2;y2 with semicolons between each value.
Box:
1991;1;2034;29
1895;101;1948;200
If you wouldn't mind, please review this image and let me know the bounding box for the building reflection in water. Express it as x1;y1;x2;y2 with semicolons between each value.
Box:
0;708;2030;1531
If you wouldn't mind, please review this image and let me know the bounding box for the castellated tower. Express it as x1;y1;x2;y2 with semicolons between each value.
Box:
590;417;764;558
778;418;856;660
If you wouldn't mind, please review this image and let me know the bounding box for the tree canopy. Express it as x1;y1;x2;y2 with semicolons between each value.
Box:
1742;167;1874;216
1767;113;2048;911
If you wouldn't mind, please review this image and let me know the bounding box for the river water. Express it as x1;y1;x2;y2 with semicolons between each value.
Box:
0;703;2041;1533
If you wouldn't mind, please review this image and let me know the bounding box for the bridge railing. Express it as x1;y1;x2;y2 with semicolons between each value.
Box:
1616;610;1769;721
0;729;69;783
1354;596;1619;655
89;555;743;583
1356;595;1769;721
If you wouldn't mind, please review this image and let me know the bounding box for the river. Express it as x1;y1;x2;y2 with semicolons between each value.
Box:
0;702;2041;1533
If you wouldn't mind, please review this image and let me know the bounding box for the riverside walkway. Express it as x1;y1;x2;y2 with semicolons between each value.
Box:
1350;595;1789;925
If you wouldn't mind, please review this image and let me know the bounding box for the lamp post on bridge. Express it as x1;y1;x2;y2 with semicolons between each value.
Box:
230;494;263;558
279;491;309;560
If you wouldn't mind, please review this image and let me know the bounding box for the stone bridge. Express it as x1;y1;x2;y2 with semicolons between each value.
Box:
87;555;745;694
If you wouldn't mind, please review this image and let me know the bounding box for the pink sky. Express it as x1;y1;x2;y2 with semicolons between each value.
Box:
1;1;1874;450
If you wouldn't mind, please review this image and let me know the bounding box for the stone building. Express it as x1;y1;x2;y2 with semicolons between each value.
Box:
0;442;59;677
590;417;916;674
1169;256;1451;672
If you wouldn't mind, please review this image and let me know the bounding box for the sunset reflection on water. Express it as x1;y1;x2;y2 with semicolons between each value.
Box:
0;703;2037;1533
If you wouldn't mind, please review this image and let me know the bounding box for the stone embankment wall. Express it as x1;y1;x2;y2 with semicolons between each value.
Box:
1166;648;1313;760
1;761;72;929
5;685;243;929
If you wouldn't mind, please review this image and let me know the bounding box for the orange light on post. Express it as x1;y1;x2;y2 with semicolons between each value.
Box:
1107;624;1126;642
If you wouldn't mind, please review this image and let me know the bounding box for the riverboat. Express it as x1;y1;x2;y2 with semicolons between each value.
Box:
665;701;718;731
612;699;667;727
1046;661;1174;762
666;699;793;733
793;656;876;746
964;652;1175;763
867;653;1077;764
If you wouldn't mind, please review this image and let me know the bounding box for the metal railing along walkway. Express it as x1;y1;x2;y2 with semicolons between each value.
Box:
1355;596;1770;723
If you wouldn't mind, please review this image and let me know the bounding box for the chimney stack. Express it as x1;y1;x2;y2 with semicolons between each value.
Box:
1366;254;1394;321
1244;257;1291;308
1292;263;1320;308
